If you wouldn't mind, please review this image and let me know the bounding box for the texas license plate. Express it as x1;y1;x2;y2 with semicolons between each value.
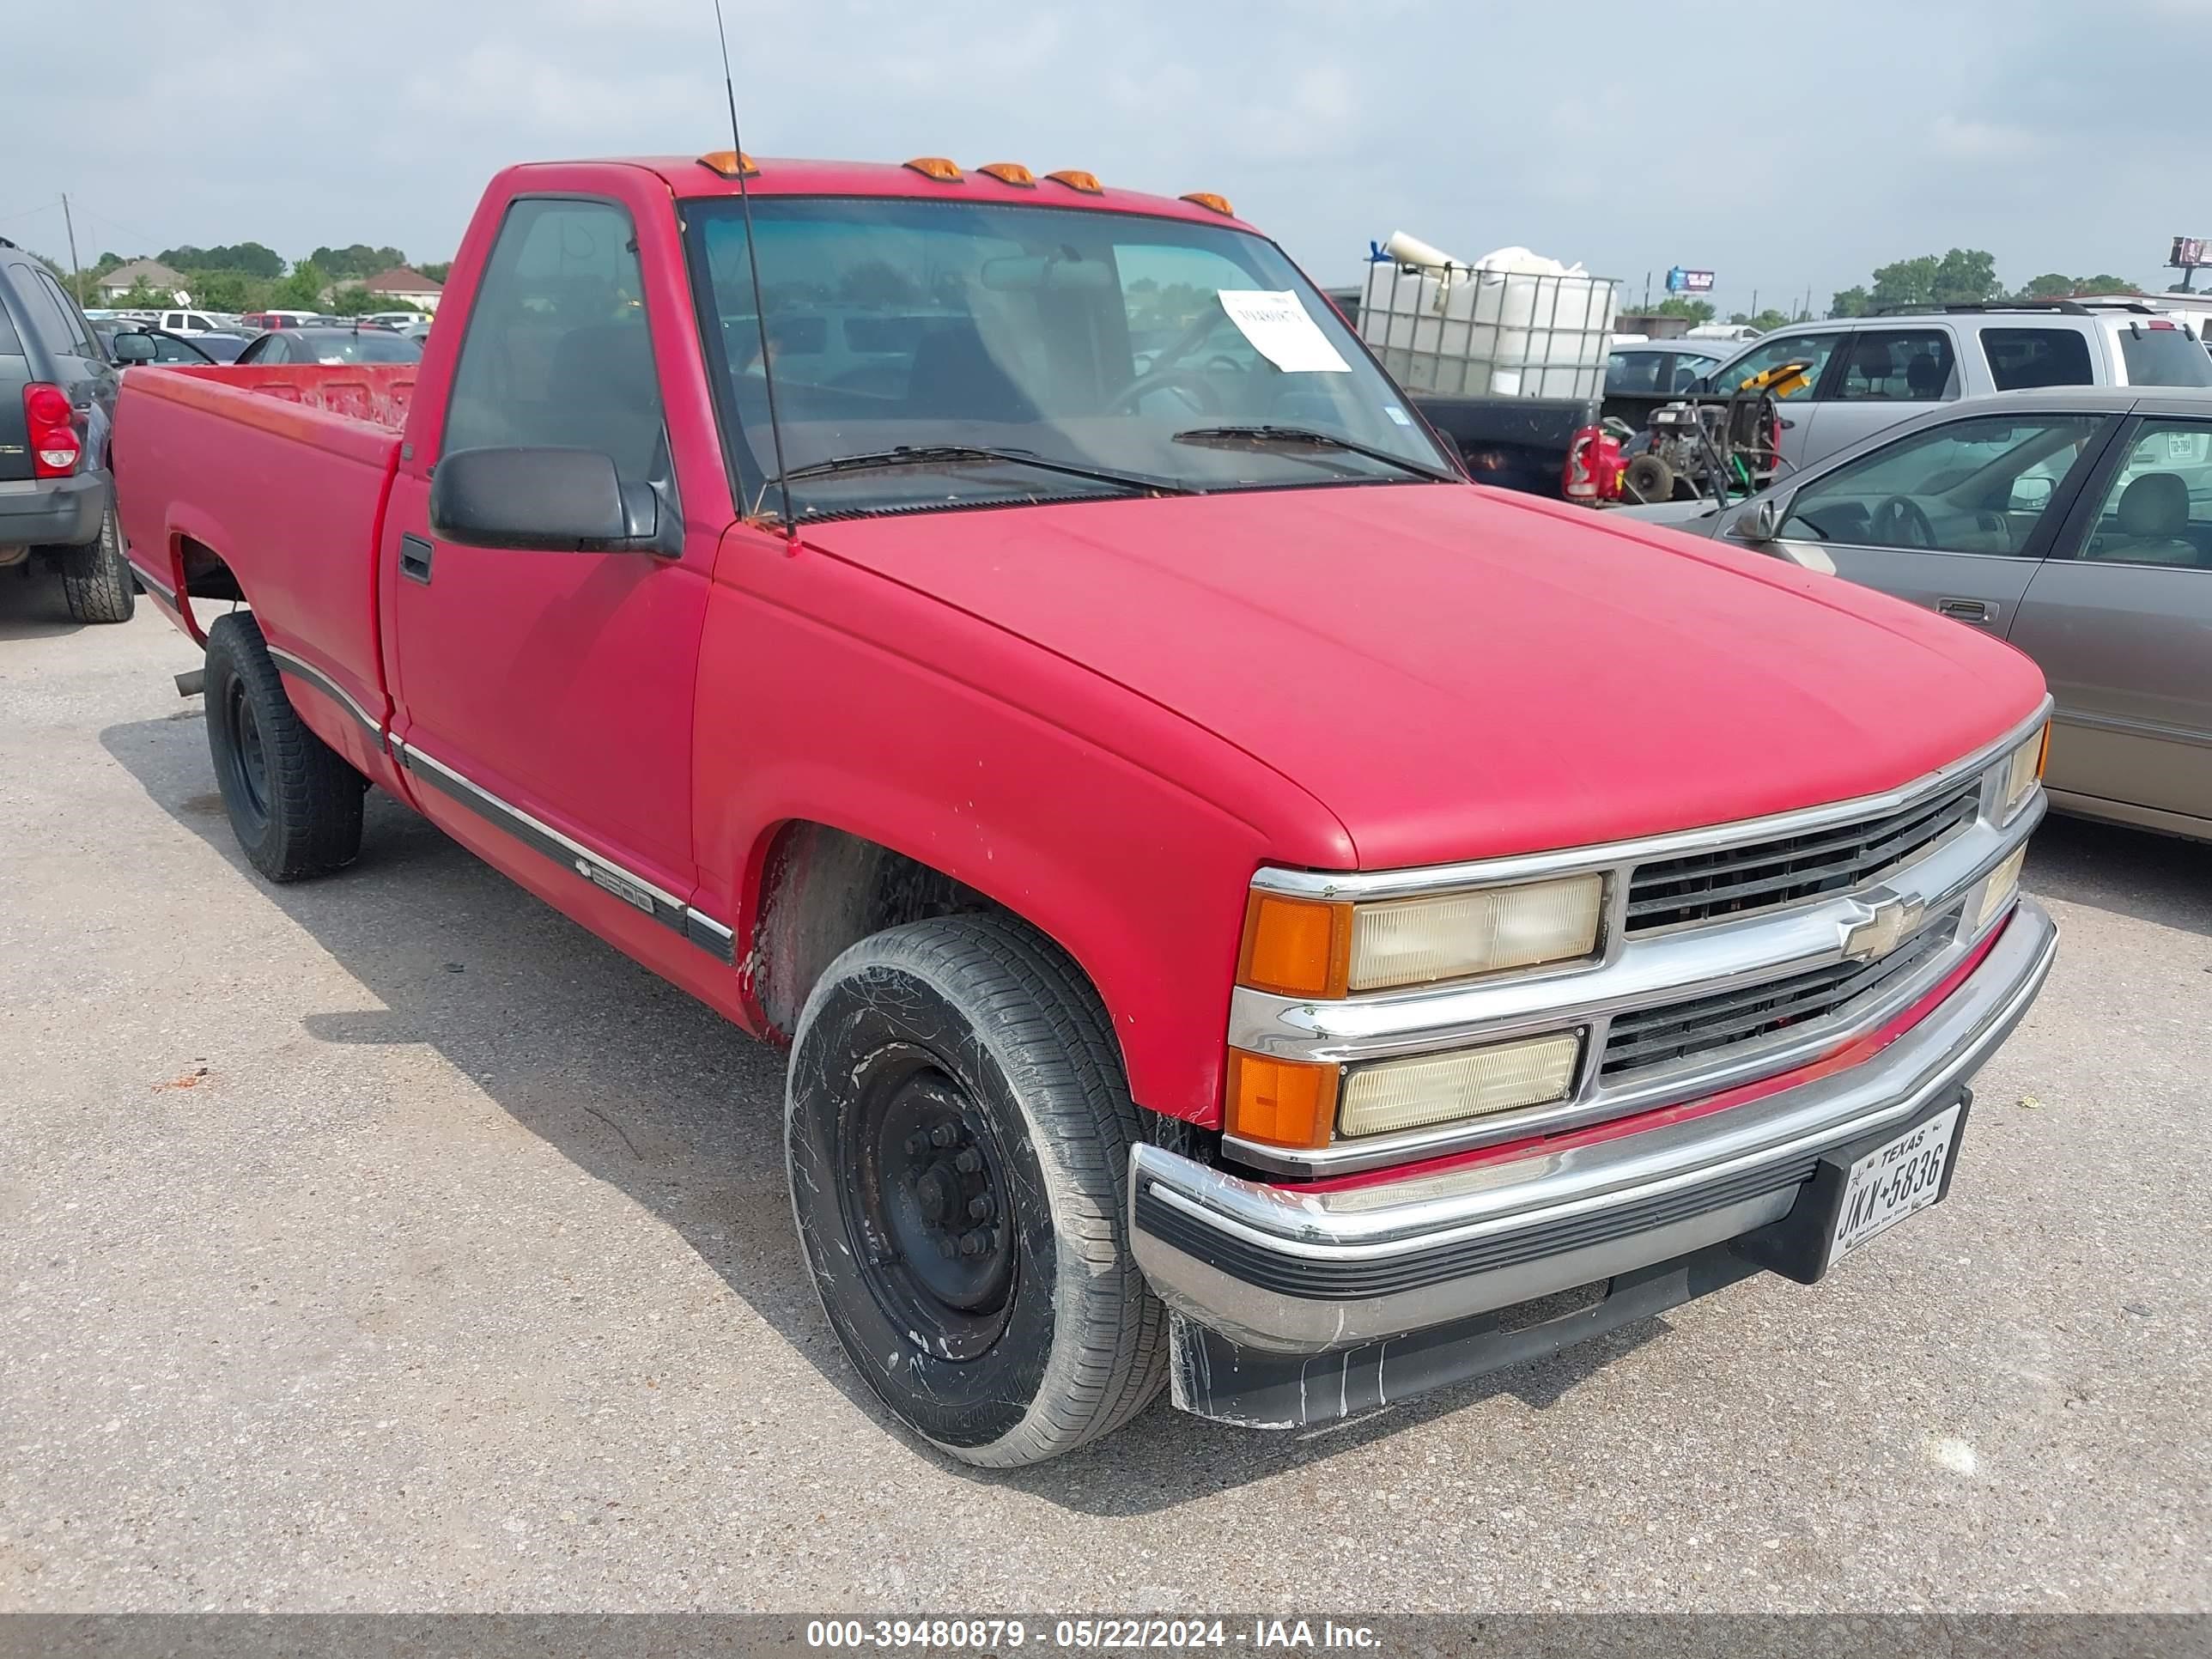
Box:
1826;1103;1964;1267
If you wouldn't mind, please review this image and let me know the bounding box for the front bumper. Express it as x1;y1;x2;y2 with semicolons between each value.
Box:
0;471;108;550
1130;897;2054;1378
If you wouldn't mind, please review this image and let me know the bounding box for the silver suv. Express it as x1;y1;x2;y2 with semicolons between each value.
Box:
1700;301;2212;473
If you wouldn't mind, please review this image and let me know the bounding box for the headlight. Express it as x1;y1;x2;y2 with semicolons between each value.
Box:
1338;1030;1583;1138
1237;874;1605;1000
1973;846;2027;933
1998;724;2047;819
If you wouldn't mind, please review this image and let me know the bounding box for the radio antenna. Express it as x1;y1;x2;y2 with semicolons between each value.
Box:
712;0;797;538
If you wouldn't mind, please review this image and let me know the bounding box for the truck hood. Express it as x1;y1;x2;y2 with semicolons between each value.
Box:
804;484;2045;869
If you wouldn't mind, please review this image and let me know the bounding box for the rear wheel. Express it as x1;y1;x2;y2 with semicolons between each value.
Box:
59;506;134;623
786;915;1166;1467
204;612;365;881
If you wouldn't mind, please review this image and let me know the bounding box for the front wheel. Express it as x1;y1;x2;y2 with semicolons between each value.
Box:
59;505;134;623
786;915;1166;1467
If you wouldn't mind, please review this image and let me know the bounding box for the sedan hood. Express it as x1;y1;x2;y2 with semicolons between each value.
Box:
805;484;2045;869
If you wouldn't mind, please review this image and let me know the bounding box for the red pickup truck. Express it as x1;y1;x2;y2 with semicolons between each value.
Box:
114;152;2057;1467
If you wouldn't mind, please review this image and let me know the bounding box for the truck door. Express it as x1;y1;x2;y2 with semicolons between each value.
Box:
381;191;712;922
1758;407;2118;633
2007;412;2212;826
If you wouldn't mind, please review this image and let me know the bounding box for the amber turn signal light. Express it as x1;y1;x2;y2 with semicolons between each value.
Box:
977;161;1037;187
1224;1051;1340;1151
2036;721;2051;779
697;149;759;179
1237;891;1352;1000
904;155;964;182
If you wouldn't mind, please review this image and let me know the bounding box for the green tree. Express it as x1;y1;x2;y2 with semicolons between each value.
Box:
274;258;329;309
416;260;453;283
1651;295;1715;323
161;241;283;278
1829;285;1871;318
309;244;406;279
1931;249;2001;304
1729;307;1793;333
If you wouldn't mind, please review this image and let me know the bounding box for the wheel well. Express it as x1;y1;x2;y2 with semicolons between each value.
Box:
750;823;1001;1037
178;536;245;603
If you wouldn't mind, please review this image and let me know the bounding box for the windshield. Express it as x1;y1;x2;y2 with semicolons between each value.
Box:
2114;323;2212;387
682;197;1453;519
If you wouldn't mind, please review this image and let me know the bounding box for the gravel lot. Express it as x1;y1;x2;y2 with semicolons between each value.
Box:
3;581;2207;1614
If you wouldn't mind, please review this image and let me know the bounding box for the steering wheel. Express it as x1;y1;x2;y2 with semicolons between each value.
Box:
1871;495;1937;549
1108;365;1224;416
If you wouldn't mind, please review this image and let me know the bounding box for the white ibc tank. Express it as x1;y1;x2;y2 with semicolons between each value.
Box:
1359;234;1620;400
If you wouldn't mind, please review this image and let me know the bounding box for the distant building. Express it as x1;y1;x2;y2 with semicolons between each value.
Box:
362;266;443;313
96;259;189;300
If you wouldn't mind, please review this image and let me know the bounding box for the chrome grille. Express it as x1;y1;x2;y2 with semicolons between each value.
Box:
1601;915;1957;1080
1624;780;1978;935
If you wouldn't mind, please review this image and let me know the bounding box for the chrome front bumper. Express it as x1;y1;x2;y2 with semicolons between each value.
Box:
1129;896;2056;1355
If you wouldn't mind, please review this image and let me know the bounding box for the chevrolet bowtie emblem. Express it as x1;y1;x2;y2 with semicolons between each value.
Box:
1844;895;1924;962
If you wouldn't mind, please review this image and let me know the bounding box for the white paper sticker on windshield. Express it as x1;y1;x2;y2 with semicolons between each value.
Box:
1217;290;1352;374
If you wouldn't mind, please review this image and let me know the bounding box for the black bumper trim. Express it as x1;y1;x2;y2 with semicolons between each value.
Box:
1171;1243;1763;1428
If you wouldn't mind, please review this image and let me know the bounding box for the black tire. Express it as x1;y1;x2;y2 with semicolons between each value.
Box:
1623;452;1675;506
787;915;1167;1467
204;612;365;882
60;505;134;623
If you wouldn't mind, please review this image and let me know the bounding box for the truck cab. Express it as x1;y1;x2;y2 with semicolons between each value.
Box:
114;153;2056;1466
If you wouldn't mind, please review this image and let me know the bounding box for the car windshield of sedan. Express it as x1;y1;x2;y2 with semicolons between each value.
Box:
684;196;1455;519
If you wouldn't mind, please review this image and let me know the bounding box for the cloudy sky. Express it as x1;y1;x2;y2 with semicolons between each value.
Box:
9;0;2205;313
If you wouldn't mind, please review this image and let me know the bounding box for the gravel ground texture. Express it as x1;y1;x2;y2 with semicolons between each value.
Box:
2;586;2205;1614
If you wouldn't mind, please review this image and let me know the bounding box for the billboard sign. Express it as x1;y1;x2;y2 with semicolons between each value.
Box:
1667;266;1717;294
2172;237;2208;269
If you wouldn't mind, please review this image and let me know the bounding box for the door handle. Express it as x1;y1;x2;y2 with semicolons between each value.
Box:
1936;597;1994;624
399;533;434;586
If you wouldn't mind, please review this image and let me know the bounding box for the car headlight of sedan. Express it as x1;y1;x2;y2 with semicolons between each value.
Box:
1237;873;1606;1000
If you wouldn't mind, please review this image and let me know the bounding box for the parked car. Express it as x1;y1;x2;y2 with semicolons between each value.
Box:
95;323;216;366
1692;301;2212;477
154;308;230;335
356;310;427;330
1618;386;2212;842
0;236;132;621
233;326;422;365
190;332;252;364
113;153;2055;1466
1602;339;1727;427
237;309;319;331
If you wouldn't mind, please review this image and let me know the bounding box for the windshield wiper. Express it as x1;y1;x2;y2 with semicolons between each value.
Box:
1171;424;1455;483
777;445;1182;496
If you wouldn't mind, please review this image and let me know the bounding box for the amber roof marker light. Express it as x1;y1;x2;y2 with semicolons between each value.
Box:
1046;169;1103;194
977;162;1038;187
696;149;759;179
904;156;965;183
1180;191;1235;216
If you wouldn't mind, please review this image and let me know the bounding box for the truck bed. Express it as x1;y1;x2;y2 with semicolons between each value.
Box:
113;364;410;761
1406;392;1595;496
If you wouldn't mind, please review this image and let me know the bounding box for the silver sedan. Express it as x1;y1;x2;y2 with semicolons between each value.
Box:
1618;386;2212;842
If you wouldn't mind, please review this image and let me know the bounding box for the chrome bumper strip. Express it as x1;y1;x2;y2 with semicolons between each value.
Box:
1130;897;2056;1352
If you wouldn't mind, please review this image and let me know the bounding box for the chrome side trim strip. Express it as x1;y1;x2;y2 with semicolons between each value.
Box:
392;737;735;963
1250;699;2052;902
266;645;385;743
127;558;179;608
1131;900;2057;1352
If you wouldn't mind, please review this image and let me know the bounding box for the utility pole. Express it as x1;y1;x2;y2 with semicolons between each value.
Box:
59;193;84;306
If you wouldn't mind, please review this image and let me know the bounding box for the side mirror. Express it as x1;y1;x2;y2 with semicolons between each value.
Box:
2008;476;2054;513
110;331;158;364
1732;494;1788;543
429;447;670;554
